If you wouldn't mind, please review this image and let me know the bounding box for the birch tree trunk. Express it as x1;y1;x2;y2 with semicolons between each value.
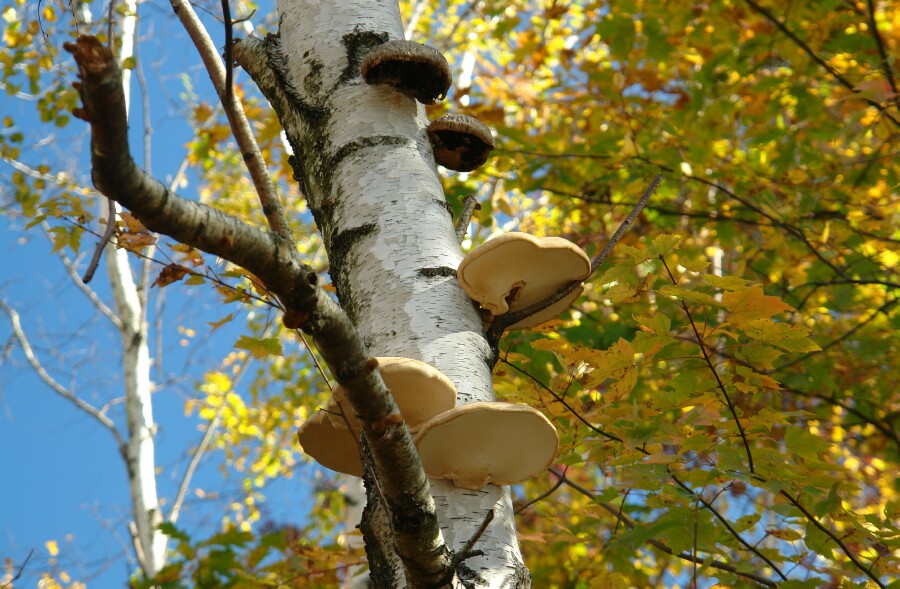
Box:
74;0;167;577
248;1;529;586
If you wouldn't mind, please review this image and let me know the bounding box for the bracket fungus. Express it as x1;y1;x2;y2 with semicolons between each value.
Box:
413;402;559;489
297;398;365;477
360;40;452;104
297;357;457;476
427;114;494;172
457;232;590;329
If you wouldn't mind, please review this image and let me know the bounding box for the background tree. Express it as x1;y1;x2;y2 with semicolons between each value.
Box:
2;0;898;588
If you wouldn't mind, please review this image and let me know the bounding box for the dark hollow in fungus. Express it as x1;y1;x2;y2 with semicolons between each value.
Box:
427;114;495;172
360;40;452;105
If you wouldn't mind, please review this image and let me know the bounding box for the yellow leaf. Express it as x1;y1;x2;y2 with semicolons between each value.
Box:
45;539;59;556
722;285;793;327
767;527;802;541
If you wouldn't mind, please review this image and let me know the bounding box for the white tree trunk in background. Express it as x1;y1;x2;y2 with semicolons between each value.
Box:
104;0;167;575
274;1;528;586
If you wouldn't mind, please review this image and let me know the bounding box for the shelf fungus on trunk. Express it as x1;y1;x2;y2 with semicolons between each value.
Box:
360;40;452;104
413;402;559;489
427;114;494;172
297;357;457;476
457;232;590;329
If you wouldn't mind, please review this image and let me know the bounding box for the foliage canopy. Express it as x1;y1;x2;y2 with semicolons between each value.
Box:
2;0;898;587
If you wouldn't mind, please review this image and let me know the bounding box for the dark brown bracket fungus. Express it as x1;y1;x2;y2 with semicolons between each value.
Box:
297;357;457;476
413;402;559;489
360;40;452;104
427;114;494;172
457;232;590;329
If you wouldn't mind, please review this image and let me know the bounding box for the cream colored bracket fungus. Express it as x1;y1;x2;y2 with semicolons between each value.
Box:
413;402;559;489
427;114;494;172
297;357;457;476
360;40;452;104
457;232;591;329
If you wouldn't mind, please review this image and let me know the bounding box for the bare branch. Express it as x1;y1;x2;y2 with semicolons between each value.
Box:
0;300;125;449
170;413;220;525
170;353;251;524
166;0;292;239
81;197;118;283
46;223;123;329
455;194;480;243
65;35;454;585
0;549;33;589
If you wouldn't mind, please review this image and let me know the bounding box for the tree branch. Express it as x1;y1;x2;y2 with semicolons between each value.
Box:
167;0;292;239
864;0;898;99
507;357;787;580
742;0;899;127
0;299;125;450
549;469;777;587
47;224;124;329
64;35;453;586
455;194;480;243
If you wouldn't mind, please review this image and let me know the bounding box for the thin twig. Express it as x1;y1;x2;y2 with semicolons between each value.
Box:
777;488;885;587
510;358;786;579
167;0;292;239
107;0;114;47
548;469;777;587
865;0;898;98
659;255;755;474
515;471;566;514
0;301;125;449
82;197;118;283
501;357;623;443
298;331;333;391
435;508;495;586
170;354;251;524
46;224;123;329
0;549;33;589
589;172;662;273
776;297;897;372
742;0;898;126
635;156;852;280
455;195;480;243
457;508;493;560
221;0;233;106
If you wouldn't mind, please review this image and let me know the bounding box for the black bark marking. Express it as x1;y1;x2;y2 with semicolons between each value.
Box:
329;223;378;317
337;29;390;89
329;135;409;173
417;266;456;278
264;33;328;119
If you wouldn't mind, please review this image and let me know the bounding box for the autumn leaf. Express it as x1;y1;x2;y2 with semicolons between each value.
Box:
152;264;191;288
234;336;283;359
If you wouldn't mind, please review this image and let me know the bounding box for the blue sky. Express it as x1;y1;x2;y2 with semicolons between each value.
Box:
0;1;321;585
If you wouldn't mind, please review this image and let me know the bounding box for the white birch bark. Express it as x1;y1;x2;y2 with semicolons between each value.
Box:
273;1;528;586
103;0;167;576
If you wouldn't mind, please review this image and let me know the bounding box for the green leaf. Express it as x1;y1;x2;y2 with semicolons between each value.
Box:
234;336;283;359
785;426;830;461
